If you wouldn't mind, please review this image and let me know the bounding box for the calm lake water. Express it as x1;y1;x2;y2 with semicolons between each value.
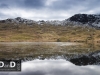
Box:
0;59;100;75
0;42;100;75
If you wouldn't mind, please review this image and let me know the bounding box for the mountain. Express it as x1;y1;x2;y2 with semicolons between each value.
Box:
0;17;37;25
66;14;100;28
0;17;64;26
0;14;100;28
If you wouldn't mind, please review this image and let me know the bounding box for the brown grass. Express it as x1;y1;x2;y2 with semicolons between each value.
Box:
0;23;99;43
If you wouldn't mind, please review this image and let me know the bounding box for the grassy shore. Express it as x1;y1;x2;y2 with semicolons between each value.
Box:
0;23;100;43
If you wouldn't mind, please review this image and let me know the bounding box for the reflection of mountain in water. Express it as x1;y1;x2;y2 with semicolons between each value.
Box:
22;50;100;66
69;50;100;65
0;42;100;66
1;59;100;75
1;50;100;66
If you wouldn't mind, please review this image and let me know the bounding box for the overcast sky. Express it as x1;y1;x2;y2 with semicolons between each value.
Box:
0;0;99;20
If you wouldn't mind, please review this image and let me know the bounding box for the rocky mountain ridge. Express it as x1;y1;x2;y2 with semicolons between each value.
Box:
0;14;100;28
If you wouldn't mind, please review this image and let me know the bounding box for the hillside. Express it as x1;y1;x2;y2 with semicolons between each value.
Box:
0;14;100;42
0;22;99;43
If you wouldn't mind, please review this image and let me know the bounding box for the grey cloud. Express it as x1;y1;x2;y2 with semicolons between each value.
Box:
23;0;45;9
0;0;46;9
0;4;9;8
48;0;86;10
0;12;8;19
0;0;100;20
0;0;100;11
0;0;23;9
45;0;100;14
10;71;46;75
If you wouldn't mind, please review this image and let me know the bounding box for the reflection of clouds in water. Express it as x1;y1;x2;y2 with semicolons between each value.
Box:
0;59;100;75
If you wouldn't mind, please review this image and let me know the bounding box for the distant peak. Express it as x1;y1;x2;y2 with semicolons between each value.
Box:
15;17;22;19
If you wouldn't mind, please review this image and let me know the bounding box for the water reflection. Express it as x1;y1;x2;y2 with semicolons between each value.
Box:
0;41;99;75
70;50;100;65
0;42;100;65
0;42;99;60
0;59;100;75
